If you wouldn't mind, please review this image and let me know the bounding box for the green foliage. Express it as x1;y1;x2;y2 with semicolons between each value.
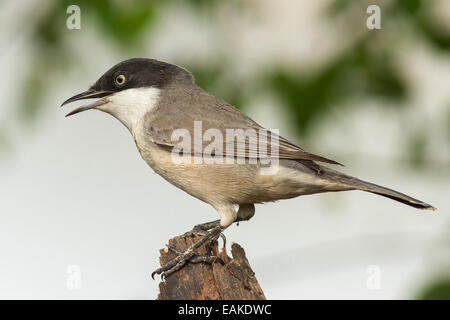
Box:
0;128;10;153
417;277;450;300
34;0;156;46
392;0;450;50
266;37;406;134
83;1;156;47
11;0;450;168
329;0;450;50
22;0;158;125
189;62;246;111
447;107;450;139
406;131;427;168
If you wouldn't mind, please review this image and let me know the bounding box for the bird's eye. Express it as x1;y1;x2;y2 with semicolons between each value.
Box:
114;74;126;87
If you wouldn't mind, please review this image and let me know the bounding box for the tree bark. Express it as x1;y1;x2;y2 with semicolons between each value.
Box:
157;233;266;300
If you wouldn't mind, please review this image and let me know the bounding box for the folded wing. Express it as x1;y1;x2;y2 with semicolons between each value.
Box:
143;89;342;166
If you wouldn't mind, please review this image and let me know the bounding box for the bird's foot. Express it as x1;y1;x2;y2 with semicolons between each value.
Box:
183;219;226;247
152;226;225;279
152;245;223;279
185;219;220;234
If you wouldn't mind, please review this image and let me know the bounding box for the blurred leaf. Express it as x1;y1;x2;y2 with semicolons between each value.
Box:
266;37;406;134
395;0;422;14
406;131;427;168
329;0;450;51
185;0;223;9
34;0;157;47
0;128;10;152
447;107;450;140
20;73;45;122
19;48;72;123
10;0;450;165
189;63;246;110
22;0;159;124
186;0;248;11
84;0;156;46
417;277;450;300
418;17;450;51
326;0;353;16
390;0;450;50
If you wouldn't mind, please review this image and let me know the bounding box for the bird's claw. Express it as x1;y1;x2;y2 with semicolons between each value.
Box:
183;220;226;248
152;225;225;280
151;245;223;280
183;230;227;248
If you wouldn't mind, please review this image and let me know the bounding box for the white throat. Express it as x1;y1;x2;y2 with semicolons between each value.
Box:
97;87;160;133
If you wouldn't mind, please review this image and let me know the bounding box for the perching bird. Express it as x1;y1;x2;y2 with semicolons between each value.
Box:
62;58;435;278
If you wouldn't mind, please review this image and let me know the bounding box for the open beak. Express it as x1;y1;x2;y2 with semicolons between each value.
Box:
61;90;113;117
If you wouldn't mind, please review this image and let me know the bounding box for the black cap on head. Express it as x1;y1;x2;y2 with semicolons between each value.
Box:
61;58;195;113
90;58;194;93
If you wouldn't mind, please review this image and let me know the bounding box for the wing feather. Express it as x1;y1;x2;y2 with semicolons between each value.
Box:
143;89;342;166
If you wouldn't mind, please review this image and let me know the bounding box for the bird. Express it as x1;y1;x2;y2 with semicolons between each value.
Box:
61;58;435;278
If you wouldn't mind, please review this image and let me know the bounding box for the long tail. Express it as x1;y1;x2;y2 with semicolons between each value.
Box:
321;168;436;210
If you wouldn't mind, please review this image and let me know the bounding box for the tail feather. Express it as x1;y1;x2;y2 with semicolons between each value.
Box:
321;168;436;210
359;182;435;210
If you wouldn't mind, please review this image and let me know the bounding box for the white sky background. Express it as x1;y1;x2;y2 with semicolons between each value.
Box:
0;0;449;299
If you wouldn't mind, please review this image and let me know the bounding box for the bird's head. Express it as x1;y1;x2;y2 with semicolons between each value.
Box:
61;58;194;130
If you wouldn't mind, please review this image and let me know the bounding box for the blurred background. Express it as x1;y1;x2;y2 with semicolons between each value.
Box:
0;0;449;299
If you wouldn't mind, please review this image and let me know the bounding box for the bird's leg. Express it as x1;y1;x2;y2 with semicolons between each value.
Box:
185;203;254;233
152;225;225;279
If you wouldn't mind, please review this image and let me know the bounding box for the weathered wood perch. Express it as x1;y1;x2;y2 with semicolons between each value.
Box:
157;233;266;300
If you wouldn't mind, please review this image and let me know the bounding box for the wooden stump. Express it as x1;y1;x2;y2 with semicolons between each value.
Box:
157;234;266;300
